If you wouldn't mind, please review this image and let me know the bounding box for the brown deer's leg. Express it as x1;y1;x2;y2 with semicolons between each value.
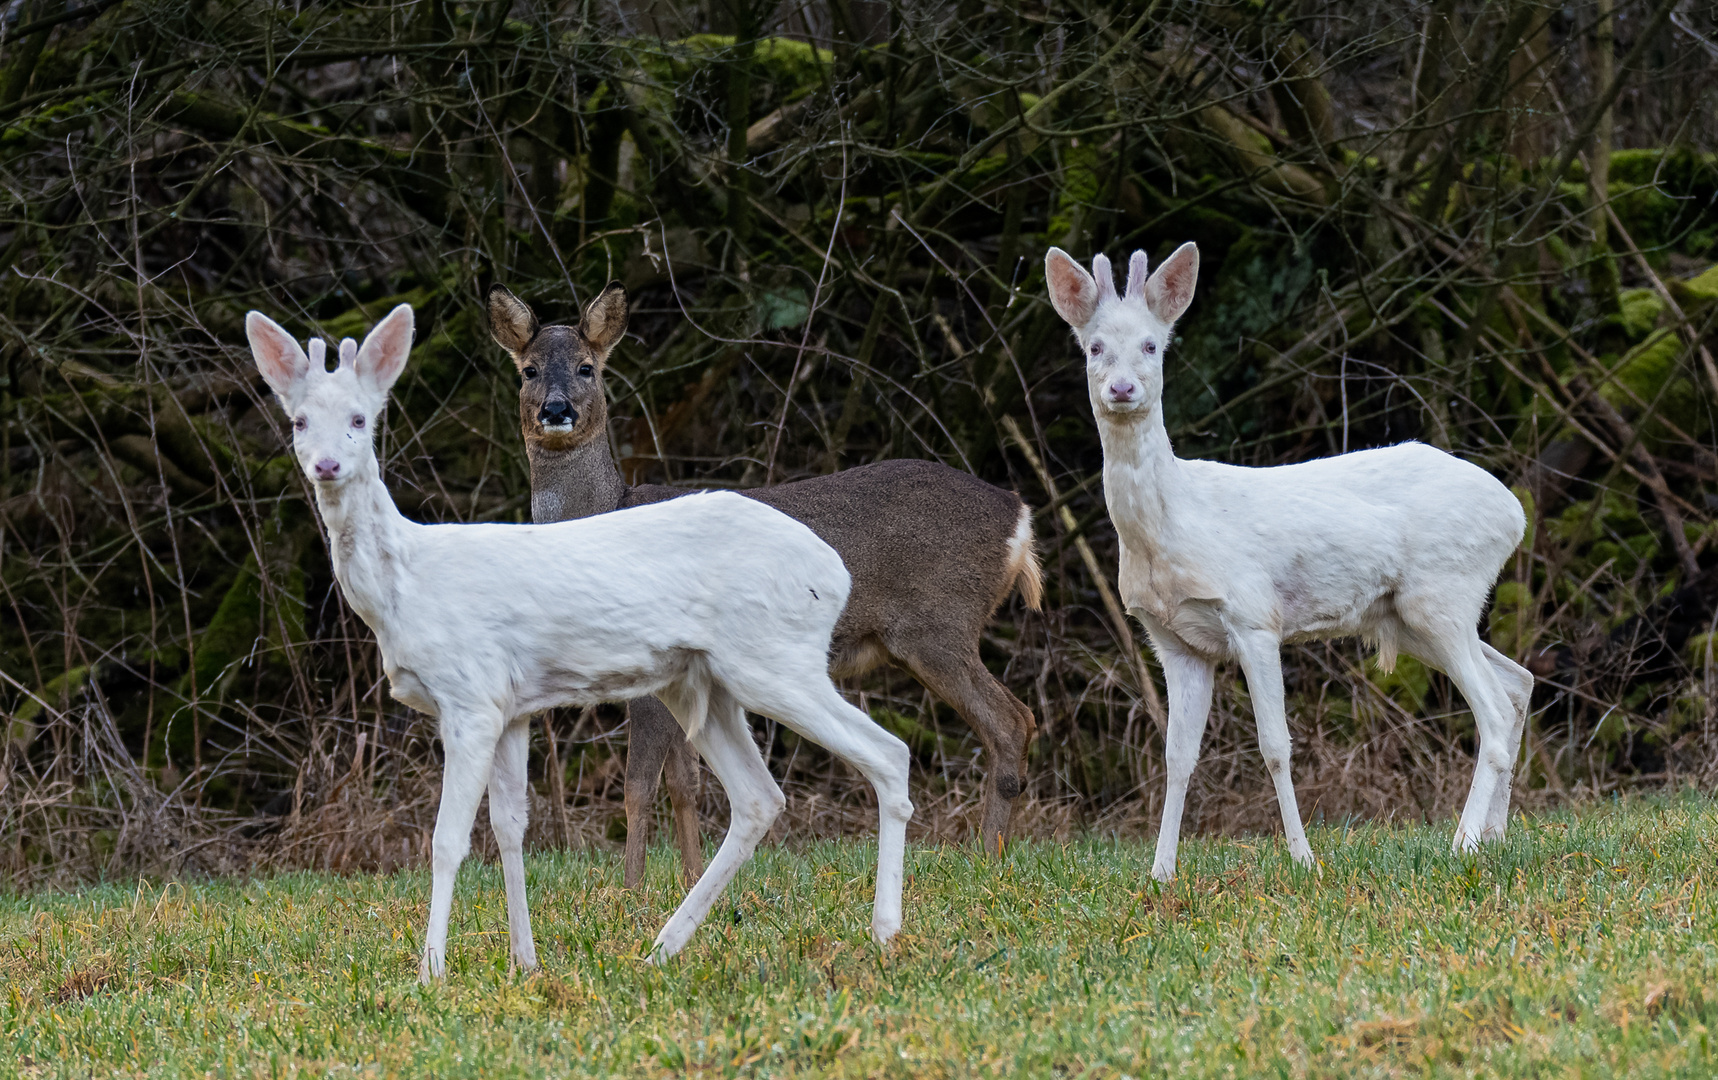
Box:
623;696;677;889
624;695;704;889
662;733;705;888
899;642;1037;855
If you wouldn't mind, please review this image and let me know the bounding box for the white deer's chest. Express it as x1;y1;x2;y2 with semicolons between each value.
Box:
1116;540;1231;657
386;665;438;716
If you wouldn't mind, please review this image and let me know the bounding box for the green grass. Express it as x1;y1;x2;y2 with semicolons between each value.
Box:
4;795;1718;1078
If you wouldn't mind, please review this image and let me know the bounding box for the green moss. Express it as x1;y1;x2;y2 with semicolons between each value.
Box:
271;562;308;650
870;706;951;757
1545;490;1646;550
625;35;832;108
1683;631;1718;669
316;287;443;344
1603;149;1718;255
1543;233;1575;271
1171;229;1317;430
1670;264;1718;308
751;37;834;96
10;666;93;750
1045;142;1105;246
1588;534;1659;579
185;556;263;704
1614;288;1663;339
0;93;104;148
1512;485;1536;552
1606;147;1718;188
1488;581;1534;656
1371;654;1431;713
1600;329;1706;445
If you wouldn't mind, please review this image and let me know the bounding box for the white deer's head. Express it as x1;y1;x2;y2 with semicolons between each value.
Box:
244;304;414;486
1045;243;1199;419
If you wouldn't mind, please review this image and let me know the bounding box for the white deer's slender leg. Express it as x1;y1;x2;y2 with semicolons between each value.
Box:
1147;631;1215;882
1228;629;1315;868
771;685;914;945
487;717;537;971
1440;634;1519;852
1480;643;1534;841
650;693;784;963
421;716;500;982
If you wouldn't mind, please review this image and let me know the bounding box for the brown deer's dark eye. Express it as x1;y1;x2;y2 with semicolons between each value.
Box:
522;365;538;379
293;416;307;432
578;364;594;377
351;414;365;429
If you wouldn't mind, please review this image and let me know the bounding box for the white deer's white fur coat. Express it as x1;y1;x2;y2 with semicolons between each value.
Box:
1046;244;1532;879
245;304;913;978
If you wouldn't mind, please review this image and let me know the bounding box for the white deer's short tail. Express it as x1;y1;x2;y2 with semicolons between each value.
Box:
1372;619;1399;674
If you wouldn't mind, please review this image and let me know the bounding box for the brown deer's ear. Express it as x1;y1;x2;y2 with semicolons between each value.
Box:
1144;243;1200;325
1045;248;1099;329
581;282;629;357
488;284;539;358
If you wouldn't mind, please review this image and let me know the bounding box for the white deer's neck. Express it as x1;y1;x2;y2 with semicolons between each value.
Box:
1096;407;1183;557
313;462;411;630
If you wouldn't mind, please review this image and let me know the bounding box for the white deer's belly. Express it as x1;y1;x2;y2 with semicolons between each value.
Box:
510;644;696;716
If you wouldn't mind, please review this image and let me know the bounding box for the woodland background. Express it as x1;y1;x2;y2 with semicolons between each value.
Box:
1;0;1716;887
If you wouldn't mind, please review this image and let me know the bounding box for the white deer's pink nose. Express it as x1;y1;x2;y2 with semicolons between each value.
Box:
1106;380;1137;402
314;458;341;481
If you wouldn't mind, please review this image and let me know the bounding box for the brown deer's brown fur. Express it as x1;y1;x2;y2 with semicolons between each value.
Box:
490;282;1042;887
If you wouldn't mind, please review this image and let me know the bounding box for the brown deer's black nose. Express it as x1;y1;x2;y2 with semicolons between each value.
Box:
539;400;577;428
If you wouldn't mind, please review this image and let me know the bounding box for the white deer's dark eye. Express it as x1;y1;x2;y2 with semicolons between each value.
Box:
292;416;307;432
1143;340;1157;355
351;414;366;429
1089;341;1104;357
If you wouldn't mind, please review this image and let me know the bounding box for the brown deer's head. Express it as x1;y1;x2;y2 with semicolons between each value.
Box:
488;282;629;452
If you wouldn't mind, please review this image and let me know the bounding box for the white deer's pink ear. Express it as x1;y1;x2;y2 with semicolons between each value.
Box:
1145;242;1200;324
1125;251;1149;301
1045;248;1099;328
245;311;311;408
353;303;415;395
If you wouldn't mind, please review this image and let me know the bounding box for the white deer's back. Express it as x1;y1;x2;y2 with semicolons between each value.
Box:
1113;442;1524;645
378;491;850;715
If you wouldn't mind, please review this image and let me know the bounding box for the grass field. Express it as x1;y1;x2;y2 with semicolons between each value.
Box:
4;795;1717;1078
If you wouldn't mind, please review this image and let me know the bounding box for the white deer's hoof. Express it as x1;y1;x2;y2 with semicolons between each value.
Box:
871;914;901;947
646;933;684;967
418;951;445;984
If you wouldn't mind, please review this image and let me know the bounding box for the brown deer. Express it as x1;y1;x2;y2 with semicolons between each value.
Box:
489;281;1043;888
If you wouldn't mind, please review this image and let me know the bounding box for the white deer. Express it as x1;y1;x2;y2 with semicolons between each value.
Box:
1045;244;1532;878
245;304;914;978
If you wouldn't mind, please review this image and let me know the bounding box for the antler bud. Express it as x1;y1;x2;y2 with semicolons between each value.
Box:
1092;253;1119;303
